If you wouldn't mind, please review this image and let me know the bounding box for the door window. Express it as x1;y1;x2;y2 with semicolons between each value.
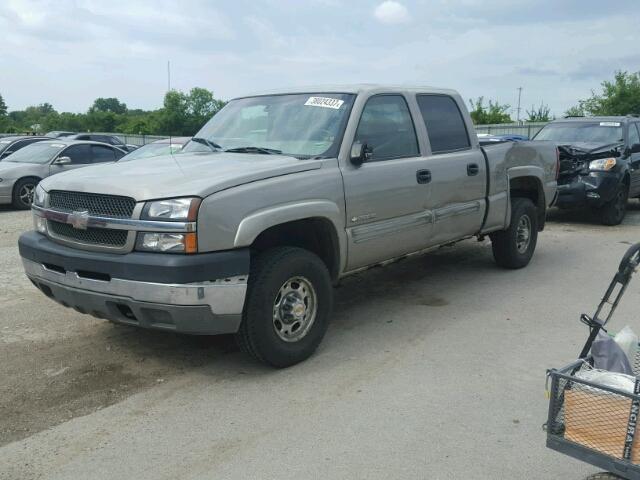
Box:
61;145;92;164
91;145;117;163
354;95;419;161
629;123;640;147
417;95;471;154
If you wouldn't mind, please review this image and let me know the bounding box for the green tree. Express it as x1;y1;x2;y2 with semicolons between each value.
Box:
90;97;128;115
0;94;7;117
468;97;512;124
564;105;585;117
186;87;226;132
526;102;552;122
578;71;640;116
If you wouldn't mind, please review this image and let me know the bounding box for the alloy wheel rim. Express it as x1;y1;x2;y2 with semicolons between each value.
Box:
19;184;35;206
272;276;318;343
516;214;531;254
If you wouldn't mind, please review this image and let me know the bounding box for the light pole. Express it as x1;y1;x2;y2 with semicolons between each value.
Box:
516;87;523;123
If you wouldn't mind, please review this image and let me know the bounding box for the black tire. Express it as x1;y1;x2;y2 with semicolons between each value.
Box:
12;177;38;210
490;197;538;269
236;247;333;368
597;183;628;226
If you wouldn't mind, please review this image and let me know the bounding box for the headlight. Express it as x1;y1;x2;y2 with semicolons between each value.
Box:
141;197;200;221
33;184;47;207
589;158;617;171
136;232;197;253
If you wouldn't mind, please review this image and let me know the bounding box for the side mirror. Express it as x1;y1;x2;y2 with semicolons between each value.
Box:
55;156;71;165
631;143;640;154
350;141;373;167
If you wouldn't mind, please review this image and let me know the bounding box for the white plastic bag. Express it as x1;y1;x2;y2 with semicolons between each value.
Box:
575;367;637;394
615;326;639;369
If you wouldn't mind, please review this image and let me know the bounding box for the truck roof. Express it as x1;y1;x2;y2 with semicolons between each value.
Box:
235;84;461;99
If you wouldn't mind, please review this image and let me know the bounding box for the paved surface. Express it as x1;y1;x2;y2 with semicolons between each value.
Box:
2;203;640;479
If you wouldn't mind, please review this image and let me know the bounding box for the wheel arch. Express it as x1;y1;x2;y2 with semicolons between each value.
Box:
236;201;345;282
507;169;546;231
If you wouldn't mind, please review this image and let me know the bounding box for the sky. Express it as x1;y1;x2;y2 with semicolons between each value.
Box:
1;0;640;118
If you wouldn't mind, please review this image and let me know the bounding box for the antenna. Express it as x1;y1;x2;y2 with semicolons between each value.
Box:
516;87;523;123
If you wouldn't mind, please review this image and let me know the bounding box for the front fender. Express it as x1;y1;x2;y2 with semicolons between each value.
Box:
234;199;343;247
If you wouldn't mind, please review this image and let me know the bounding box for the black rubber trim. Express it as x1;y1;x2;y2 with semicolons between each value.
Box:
19;231;249;284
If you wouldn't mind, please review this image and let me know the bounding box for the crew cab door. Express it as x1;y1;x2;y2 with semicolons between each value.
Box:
414;94;487;246
341;94;432;270
627;122;640;197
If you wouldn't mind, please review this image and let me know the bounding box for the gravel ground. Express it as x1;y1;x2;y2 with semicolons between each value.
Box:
2;203;640;479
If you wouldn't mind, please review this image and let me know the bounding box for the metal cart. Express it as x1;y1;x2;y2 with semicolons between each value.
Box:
546;243;640;479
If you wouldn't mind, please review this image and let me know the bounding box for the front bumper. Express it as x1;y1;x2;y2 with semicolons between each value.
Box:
19;231;249;335
555;172;620;209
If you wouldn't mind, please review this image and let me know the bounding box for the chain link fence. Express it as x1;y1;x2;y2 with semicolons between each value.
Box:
0;132;170;145
2;122;550;145
474;122;548;138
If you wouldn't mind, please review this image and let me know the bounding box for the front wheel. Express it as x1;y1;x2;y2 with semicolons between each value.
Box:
236;247;333;368
12;178;38;210
490;197;538;269
597;183;628;226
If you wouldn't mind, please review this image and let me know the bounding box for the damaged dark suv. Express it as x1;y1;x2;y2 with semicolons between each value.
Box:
533;116;640;225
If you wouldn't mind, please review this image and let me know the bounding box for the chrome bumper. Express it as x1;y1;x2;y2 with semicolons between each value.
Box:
23;258;247;334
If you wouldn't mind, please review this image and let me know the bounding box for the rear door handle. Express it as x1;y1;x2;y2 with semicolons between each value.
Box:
416;169;431;184
467;163;479;176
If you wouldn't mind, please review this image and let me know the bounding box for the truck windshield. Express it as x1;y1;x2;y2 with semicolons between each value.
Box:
5;142;65;164
534;122;624;144
183;93;355;159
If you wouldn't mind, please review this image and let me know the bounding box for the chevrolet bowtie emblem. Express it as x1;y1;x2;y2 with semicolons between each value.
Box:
68;210;90;230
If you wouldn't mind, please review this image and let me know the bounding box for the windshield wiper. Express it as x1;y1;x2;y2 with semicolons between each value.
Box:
190;137;222;151
224;146;282;155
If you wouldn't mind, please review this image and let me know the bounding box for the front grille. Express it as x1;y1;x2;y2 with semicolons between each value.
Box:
49;221;128;247
49;191;136;218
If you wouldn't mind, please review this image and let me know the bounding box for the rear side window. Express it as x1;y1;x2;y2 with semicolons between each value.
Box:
91;145;117;163
354;95;419;161
629;123;640;146
417;95;470;154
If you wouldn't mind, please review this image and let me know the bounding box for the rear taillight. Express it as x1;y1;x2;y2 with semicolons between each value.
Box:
555;147;560;180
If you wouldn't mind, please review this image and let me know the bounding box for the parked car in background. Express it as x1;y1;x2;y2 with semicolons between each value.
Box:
0;140;126;209
45;131;76;138
0;136;52;160
497;134;529;141
476;133;528;146
120;137;191;161
67;133;138;152
19;85;558;367
533;115;640;225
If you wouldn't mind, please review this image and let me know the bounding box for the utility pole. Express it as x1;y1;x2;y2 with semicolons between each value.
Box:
167;61;171;91
516;87;523;123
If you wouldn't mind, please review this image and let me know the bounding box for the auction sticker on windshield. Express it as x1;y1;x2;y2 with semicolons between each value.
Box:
600;122;621;127
304;97;345;109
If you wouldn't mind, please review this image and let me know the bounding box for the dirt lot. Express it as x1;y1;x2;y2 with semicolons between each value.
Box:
2;203;640;479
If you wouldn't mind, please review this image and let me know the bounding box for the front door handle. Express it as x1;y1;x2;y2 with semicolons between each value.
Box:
467;163;479;176
416;169;431;184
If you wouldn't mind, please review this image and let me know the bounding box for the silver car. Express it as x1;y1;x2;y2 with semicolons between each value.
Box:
0;139;125;209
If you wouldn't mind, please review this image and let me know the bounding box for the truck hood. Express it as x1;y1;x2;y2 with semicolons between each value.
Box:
39;152;322;200
558;141;624;155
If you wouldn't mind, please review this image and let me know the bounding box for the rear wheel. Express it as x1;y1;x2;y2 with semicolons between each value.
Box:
236;247;333;368
12;178;38;210
597;183;628;226
490;197;538;269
